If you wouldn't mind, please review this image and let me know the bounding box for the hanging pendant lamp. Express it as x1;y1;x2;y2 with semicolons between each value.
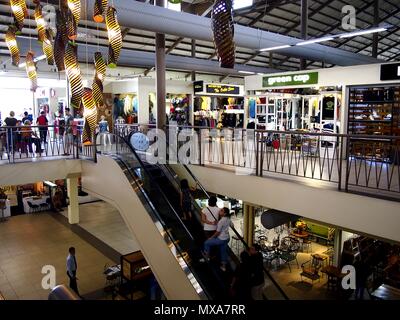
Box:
93;0;108;23
81;88;98;143
34;3;46;42
5;25;20;66
43;29;54;65
64;41;83;109
10;0;27;32
67;0;81;24
106;6;122;68
211;0;235;69
54;9;68;72
67;8;78;41
92;52;106;107
25;51;38;92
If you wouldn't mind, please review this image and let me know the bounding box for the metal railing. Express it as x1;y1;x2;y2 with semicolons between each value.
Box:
115;124;400;201
0;125;88;163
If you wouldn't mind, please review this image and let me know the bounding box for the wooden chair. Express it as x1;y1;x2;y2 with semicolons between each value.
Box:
300;256;322;285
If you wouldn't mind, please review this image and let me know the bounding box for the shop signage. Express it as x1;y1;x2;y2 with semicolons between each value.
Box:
205;84;240;94
263;72;319;87
193;81;204;93
380;63;400;81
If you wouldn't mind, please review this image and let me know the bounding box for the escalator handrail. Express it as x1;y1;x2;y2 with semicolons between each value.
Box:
95;133;229;298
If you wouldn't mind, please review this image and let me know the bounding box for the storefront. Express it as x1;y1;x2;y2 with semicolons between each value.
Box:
193;81;245;128
105;78;193;126
245;62;400;137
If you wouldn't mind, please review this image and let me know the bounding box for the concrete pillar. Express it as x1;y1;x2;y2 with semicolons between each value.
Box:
300;0;308;70
333;229;342;267
191;39;196;82
156;0;166;130
67;176;79;224
137;88;150;124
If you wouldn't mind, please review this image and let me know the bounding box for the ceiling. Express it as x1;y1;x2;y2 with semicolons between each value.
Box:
0;0;399;76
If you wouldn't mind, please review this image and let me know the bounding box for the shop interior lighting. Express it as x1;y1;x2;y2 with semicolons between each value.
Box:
258;26;389;52
44;181;57;187
18;54;46;68
238;70;256;74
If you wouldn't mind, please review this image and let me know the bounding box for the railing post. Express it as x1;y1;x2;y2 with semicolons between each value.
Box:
338;136;344;191
345;136;350;192
260;132;264;178
255;132;260;176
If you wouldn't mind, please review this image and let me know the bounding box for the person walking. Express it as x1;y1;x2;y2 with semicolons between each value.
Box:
202;207;232;272
3;111;18;153
36;111;48;145
66;247;81;297
249;244;265;300
201;196;219;239
63;108;74;155
179;179;197;221
21;111;30;124
230;250;252;300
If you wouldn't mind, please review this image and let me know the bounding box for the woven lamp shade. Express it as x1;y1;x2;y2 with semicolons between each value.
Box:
93;0;108;23
54;9;69;72
43;29;55;65
211;0;235;69
25;51;38;92
92;52;106;107
10;0;27;32
82;88;98;143
34;3;46;42
64;42;84;109
5;25;20;66
106;6;122;68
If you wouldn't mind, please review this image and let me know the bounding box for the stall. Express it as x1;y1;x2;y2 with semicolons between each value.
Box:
193;81;245;128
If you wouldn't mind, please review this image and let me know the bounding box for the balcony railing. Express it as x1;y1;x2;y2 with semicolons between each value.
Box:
114;124;400;201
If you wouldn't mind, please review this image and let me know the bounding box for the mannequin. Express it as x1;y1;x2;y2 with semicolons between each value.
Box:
96;115;112;147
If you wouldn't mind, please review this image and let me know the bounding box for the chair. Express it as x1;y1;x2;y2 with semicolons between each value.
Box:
302;236;312;253
27;201;39;213
280;250;299;272
40;201;50;211
300;256;322;285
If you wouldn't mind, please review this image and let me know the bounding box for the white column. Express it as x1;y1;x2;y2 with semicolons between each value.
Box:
67;177;79;224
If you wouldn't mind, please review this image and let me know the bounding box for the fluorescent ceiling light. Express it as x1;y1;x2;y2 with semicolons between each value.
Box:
339;27;387;38
296;37;334;46
18;54;47;68
238;70;255;74
259;45;291;52
233;0;253;10
44;181;57;187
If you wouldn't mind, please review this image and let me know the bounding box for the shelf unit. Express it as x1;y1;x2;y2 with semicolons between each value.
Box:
347;85;400;160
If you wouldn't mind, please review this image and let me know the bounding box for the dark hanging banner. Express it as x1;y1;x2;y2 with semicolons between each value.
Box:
380;63;400;81
206;83;240;94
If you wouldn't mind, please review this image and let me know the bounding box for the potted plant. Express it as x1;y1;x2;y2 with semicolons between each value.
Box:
295;220;307;234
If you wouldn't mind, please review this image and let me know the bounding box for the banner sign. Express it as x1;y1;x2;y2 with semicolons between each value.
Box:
263;72;319;87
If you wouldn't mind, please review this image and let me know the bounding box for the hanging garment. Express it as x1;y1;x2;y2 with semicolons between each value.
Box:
249;99;256;118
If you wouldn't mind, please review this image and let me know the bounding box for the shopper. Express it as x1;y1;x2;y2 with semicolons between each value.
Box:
354;257;369;300
66;247;81;297
64;108;74;155
21;111;30;124
36;111;49;145
249;244;265;300
179;179;197;221
202;207;232;272
21;120;42;155
230;250;252;300
3;111;18;152
201;196;219;239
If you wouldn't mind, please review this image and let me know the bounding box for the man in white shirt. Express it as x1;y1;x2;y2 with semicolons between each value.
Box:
202;207;232;272
66;247;80;296
201;196;219;239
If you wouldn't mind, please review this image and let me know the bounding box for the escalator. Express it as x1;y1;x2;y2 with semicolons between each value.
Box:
92;133;235;299
87;132;288;300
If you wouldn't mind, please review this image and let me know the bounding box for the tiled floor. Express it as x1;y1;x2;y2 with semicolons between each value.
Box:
0;213;115;300
73;201;140;255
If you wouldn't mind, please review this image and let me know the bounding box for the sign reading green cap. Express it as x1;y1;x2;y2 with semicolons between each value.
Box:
263;72;319;87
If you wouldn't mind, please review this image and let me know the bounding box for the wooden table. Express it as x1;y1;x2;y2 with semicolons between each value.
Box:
371;284;400;300
291;231;309;239
321;266;347;291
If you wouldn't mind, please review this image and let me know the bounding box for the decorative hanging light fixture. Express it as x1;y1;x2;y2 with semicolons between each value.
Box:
10;0;27;32
64;42;83;108
106;6;122;68
43;29;54;65
81;88;98;143
25;51;38;92
54;9;68;72
92;52;106;107
67;8;78;41
211;0;235;69
34;2;46;42
67;0;81;24
5;25;20;66
93;0;108;23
